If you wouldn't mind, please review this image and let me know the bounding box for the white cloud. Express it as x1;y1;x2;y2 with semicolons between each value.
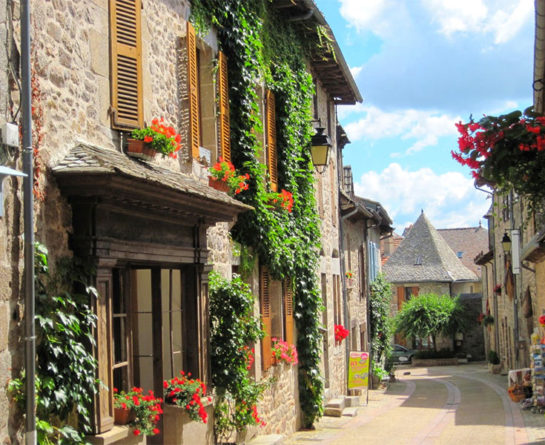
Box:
343;106;460;154
353;163;490;229
339;0;392;36
422;0;532;44
350;65;363;79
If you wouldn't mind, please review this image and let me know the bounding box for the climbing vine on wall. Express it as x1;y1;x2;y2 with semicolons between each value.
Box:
191;0;325;427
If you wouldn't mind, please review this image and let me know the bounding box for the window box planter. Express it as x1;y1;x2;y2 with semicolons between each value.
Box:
126;139;156;161
163;401;214;445
208;176;230;193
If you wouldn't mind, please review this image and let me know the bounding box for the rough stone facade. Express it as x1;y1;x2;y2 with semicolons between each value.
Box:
0;1;358;442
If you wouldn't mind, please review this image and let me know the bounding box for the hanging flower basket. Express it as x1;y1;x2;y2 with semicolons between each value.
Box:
126;139;157;161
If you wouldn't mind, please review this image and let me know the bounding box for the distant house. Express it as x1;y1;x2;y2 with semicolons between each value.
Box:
384;211;484;357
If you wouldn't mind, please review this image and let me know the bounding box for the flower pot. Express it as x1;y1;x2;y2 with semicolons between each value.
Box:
127;139;157;161
208;176;230;193
114;407;135;425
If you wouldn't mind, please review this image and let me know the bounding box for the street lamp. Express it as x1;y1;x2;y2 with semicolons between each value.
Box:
502;232;511;254
310;127;331;173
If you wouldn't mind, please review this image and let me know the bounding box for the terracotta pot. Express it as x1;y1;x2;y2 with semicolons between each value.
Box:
114;407;136;425
208;176;230;193
127;139;157;161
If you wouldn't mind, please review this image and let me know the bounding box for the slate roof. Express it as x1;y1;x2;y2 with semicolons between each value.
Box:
52;143;252;217
384;212;478;284
437;226;488;277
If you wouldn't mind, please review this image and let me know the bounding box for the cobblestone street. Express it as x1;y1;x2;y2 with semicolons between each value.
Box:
283;363;545;445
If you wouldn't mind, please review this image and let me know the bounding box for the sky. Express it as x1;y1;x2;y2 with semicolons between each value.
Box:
314;0;535;232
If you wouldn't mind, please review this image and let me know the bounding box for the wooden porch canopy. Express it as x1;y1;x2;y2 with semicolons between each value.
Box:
52;143;252;263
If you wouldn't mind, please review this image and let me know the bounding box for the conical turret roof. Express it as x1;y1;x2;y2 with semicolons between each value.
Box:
384;212;478;283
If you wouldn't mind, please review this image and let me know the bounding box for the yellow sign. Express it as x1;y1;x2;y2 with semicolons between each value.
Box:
348;351;369;389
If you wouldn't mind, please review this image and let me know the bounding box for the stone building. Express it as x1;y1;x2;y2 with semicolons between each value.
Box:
384;211;482;353
340;165;393;356
472;0;545;373
0;0;361;443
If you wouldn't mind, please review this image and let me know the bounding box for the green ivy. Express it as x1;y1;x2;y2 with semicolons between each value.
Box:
209;272;266;439
9;243;99;444
369;274;393;364
191;0;324;427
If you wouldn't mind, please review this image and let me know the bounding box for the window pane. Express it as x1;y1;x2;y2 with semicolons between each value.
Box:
113;316;127;364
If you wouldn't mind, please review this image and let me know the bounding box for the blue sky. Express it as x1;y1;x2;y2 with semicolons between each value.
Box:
315;0;534;232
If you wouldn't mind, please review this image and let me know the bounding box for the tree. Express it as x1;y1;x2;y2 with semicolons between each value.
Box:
395;293;466;351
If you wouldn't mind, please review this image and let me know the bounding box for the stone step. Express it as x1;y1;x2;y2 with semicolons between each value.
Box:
344;395;361;407
342;407;358;417
247;434;284;445
324;397;346;417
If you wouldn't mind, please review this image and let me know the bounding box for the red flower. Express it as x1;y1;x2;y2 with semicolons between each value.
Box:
539;315;545;327
133;429;141;436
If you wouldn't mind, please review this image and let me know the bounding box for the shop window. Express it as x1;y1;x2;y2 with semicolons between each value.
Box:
109;0;143;129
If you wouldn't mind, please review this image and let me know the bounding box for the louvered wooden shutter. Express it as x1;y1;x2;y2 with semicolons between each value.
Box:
265;90;278;192
260;268;272;370
187;21;201;159
283;279;294;345
217;51;231;162
397;286;404;310
109;0;143;129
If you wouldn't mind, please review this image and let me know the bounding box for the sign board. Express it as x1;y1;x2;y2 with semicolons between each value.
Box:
348;351;369;389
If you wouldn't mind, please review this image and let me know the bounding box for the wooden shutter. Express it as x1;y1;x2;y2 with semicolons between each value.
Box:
412;287;419;297
265;90;278;192
109;0;143;129
397;286;404;310
187;21;201;159
283;279;294;345
260;268;272;370
217;51;231;162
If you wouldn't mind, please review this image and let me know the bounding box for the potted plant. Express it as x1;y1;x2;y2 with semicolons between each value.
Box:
334;324;349;344
163;371;211;423
127;117;182;160
483;314;494;328
345;271;355;289
271;338;298;365
208;158;250;195
113;387;163;436
487;350;501;374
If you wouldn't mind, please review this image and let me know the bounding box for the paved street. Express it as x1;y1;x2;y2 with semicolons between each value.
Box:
284;363;545;445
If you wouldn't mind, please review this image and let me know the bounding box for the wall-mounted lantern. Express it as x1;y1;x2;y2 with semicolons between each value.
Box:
501;232;511;254
0;166;26;217
310;127;331;173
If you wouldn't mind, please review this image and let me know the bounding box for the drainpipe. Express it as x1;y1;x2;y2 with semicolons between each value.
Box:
21;0;35;442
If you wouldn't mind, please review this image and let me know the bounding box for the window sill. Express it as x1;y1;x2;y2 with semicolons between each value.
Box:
87;425;144;445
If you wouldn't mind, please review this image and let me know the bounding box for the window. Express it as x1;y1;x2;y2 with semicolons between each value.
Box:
368;241;380;282
111;267;200;396
260;267;295;370
456;251;463;258
330;162;337;226
109;0;143;129
265;90;278;192
333;274;342;326
414;255;423;265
